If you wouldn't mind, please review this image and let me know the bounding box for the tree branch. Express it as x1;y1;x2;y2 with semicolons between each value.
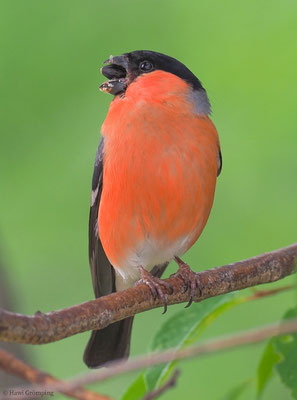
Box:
0;349;112;400
0;252;30;389
4;317;297;400
0;243;296;344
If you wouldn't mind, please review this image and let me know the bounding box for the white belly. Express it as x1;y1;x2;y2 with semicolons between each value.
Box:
114;234;192;290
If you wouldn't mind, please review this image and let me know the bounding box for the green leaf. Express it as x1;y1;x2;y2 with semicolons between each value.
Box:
144;294;243;391
121;373;147;400
221;379;253;400
123;291;256;399
274;307;297;399
257;340;281;397
257;307;297;399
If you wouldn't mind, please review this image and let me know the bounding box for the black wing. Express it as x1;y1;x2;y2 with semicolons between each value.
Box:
84;137;133;368
217;147;222;177
88;138;115;297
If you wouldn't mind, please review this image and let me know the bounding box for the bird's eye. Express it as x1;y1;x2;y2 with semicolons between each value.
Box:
139;61;154;72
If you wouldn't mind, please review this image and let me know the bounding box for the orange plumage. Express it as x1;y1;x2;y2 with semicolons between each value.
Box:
99;70;219;286
84;51;221;368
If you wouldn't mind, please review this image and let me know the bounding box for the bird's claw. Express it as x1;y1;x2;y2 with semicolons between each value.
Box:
136;266;173;314
172;257;202;307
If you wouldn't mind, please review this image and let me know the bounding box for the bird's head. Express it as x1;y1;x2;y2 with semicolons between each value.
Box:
100;50;204;96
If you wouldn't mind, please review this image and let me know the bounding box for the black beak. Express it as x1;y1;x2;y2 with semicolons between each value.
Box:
100;55;128;95
101;55;128;79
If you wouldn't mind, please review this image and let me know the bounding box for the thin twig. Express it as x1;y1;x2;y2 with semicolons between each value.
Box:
0;243;296;345
3;317;297;400
0;349;112;400
245;284;294;300
142;370;180;400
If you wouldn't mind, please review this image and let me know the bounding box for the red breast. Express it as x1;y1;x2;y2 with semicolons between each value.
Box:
99;70;219;276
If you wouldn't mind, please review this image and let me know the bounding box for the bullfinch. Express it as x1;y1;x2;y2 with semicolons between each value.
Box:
83;50;222;368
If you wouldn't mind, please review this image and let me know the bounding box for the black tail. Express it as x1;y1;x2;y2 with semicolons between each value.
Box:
83;317;134;368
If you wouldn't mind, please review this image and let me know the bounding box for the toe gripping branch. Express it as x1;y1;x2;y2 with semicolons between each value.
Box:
137;266;174;314
172;256;202;307
137;258;202;314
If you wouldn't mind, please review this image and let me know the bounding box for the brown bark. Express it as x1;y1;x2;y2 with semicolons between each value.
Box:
0;349;112;400
0;243;296;345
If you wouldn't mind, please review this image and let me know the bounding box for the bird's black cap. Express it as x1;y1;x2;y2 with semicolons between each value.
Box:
101;50;204;92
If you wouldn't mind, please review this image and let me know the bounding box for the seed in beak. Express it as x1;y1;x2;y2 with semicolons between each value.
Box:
99;78;127;96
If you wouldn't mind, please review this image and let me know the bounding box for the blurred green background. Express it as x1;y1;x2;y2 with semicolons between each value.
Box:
0;0;296;398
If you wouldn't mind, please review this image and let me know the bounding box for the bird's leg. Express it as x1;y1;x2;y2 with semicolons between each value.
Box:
171;256;202;307
136;266;173;314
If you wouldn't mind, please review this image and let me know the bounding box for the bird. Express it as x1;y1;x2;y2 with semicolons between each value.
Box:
83;50;222;368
